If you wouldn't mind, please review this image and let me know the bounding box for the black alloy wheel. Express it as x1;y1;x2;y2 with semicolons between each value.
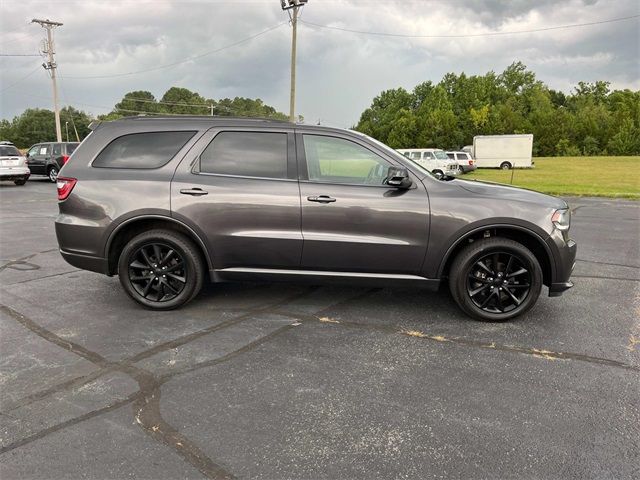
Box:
128;242;187;302
449;237;542;321
466;251;531;314
118;229;204;310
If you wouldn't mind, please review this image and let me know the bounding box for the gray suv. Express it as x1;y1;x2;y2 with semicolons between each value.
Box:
55;117;576;321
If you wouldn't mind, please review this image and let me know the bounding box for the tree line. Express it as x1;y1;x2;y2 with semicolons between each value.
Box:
355;62;640;156
0;87;288;148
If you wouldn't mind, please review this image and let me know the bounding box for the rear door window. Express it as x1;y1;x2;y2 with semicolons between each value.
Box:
199;131;288;179
93;131;196;169
53;144;62;156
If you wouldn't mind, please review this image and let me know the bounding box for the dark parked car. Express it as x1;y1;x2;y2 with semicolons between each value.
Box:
55;117;576;321
26;142;79;182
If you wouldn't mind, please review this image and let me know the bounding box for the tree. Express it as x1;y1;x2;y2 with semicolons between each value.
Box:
607;119;640;155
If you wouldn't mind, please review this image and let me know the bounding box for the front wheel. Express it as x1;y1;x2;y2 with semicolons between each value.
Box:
500;162;512;170
448;238;543;321
14;178;27;186
432;169;444;179
117;229;205;310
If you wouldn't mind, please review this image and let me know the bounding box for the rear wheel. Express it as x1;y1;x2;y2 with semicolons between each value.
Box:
432;169;444;179
500;162;512;170
14;178;27;186
448;237;542;321
117;229;204;310
48;166;58;182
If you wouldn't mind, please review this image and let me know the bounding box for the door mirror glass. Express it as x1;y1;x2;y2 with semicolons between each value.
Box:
386;166;412;188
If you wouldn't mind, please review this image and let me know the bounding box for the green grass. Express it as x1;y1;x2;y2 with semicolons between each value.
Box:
464;156;640;199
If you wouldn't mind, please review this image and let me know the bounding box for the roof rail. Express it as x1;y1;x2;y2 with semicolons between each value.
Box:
117;115;292;124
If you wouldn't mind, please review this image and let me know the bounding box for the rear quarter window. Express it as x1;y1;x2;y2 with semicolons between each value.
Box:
92;131;196;169
66;143;79;155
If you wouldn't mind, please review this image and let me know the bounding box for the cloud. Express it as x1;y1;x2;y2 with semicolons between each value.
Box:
1;0;638;127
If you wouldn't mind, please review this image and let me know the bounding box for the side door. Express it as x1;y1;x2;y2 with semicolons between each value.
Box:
297;131;430;275
171;127;302;271
27;144;48;174
51;143;63;169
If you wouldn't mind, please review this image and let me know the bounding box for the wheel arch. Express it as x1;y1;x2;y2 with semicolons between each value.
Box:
438;224;555;287
105;215;213;277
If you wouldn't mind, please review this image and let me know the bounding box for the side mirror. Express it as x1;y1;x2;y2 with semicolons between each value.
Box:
386;166;412;189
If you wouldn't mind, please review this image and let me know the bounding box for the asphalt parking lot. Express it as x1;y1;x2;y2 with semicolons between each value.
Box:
1;179;638;479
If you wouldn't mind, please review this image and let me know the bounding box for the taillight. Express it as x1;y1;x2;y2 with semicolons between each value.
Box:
61;155;70;164
57;177;77;201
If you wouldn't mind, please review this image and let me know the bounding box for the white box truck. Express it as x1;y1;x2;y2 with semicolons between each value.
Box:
472;134;534;169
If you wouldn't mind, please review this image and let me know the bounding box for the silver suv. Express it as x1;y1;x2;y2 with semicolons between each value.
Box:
397;148;459;179
0;141;30;186
55;117;576;321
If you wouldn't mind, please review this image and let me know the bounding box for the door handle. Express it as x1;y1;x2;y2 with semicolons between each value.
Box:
307;195;336;203
180;188;208;196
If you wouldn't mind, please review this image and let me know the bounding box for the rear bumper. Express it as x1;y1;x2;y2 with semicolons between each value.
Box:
0;167;30;180
59;249;109;275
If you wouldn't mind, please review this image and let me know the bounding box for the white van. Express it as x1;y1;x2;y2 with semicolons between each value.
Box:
396;148;459;179
472;134;534;169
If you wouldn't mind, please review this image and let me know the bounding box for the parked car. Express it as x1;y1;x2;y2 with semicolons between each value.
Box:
0;141;30;186
26;142;80;182
55;117;576;321
396;148;459;179
446;151;477;173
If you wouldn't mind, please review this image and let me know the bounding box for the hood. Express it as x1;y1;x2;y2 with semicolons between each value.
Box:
454;178;567;210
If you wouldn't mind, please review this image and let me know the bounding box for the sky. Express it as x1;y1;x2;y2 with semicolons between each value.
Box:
1;0;639;127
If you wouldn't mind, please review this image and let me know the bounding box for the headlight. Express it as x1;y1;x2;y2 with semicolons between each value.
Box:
551;208;571;231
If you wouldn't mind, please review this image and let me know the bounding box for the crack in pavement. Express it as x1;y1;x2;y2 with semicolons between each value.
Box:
0;249;58;273
575;258;640;269
269;309;640;374
0;288;323;479
3;283;638;479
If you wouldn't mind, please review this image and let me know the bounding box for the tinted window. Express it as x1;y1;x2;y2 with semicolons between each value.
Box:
0;146;21;156
199;131;287;179
93;131;195;169
53;144;62;155
456;153;468;161
303;135;391;185
446;153;455;159
66;143;79;154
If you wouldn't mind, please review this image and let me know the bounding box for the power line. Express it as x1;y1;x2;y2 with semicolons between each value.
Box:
0;65;43;94
62;22;287;80
299;14;640;38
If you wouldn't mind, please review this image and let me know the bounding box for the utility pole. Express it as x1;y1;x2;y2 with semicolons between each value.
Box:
32;18;63;142
281;0;308;122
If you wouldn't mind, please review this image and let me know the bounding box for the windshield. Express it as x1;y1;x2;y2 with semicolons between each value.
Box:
350;131;434;178
434;151;449;160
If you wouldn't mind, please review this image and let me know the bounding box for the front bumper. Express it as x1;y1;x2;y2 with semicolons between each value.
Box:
547;235;577;297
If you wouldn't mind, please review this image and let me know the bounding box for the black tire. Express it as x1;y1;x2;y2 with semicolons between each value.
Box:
117;229;205;310
458;166;464;174
448;237;542;322
500;162;512;170
48;166;58;183
14;179;27;186
432;169;444;179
